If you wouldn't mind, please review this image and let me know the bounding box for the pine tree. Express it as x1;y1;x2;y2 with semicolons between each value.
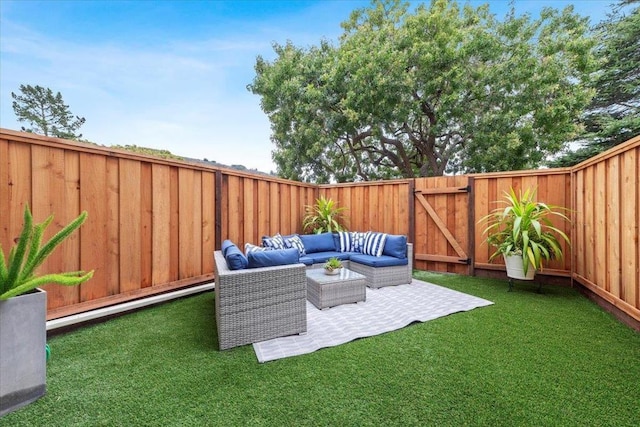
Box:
11;84;86;140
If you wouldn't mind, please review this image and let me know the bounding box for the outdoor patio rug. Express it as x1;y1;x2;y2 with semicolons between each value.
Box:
253;279;493;363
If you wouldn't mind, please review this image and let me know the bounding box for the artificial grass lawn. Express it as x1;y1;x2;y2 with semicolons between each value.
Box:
4;272;639;426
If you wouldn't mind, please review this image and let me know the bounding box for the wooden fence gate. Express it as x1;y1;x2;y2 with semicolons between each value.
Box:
412;176;474;276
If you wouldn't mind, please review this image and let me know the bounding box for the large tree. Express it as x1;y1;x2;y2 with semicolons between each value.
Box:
11;84;86;140
550;0;639;167
249;0;597;182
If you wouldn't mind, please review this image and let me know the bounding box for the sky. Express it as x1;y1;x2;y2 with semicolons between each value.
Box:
0;0;617;173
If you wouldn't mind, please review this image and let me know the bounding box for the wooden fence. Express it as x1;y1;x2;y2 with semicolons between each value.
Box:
1;129;638;324
571;135;640;324
0;129;316;319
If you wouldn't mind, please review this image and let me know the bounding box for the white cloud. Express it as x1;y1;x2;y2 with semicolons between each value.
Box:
1;18;277;172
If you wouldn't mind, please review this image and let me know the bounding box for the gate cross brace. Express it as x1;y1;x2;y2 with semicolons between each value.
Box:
414;192;468;259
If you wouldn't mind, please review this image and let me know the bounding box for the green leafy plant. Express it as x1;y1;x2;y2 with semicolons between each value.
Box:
0;205;94;300
480;187;570;275
302;195;348;234
323;257;343;272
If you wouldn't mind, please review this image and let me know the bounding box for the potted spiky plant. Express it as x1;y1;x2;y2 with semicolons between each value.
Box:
302;195;348;234
0;205;93;417
480;187;570;281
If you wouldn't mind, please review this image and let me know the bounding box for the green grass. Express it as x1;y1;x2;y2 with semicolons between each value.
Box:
4;272;639;426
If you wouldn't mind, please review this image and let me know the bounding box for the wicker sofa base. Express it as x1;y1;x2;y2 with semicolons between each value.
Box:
214;251;307;350
348;262;412;289
305;244;413;289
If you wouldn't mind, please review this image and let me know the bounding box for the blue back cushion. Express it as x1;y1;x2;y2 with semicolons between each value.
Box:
247;248;299;269
382;235;407;259
224;244;248;270
300;232;336;253
221;239;235;256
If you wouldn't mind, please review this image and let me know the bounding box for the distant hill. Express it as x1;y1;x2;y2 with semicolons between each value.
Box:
105;143;276;177
184;157;276;177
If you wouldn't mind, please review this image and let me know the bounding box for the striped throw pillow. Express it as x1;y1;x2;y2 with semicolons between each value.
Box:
284;235;306;256
262;233;286;250
362;232;387;257
245;243;269;256
338;231;353;252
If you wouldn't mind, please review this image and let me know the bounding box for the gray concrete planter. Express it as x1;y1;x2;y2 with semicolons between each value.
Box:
0;288;47;417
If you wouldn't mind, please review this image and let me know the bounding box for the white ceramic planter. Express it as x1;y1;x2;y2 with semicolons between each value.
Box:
504;254;536;281
0;288;47;417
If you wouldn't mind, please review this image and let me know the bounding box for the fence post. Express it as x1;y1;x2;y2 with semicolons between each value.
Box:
408;179;415;246
215;170;223;250
467;175;475;277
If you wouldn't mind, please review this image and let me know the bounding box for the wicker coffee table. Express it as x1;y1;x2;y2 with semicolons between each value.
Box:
306;268;366;310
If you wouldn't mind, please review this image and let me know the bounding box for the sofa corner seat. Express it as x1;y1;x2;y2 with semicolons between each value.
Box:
300;233;413;289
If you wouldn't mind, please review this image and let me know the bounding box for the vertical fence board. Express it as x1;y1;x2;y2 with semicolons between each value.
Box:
58;150;81;307
269;182;280;235
169;167;179;282
6;142;31;245
454;176;469;274
620;150;638;308
0;139;9;247
152;164;171;285
243;178;256;247
414;180;427;271
574;170;585;278
178;169;202;278
226;175;242;244
202;171;215;274
79;153;109;301
397;184;407;236
291;185;301;234
140;163;153;288
119;159;142;292
280;184;291;233
474;178;490;264
258;180;270;237
594;162;607;290
606;157;621;298
584;167;595;281
105;157;120;297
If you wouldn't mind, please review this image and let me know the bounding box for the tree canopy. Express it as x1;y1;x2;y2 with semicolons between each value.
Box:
549;0;639;167
249;0;597;182
11;84;86;140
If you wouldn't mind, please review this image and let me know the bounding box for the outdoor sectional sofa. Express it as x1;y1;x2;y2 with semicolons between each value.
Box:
213;231;413;350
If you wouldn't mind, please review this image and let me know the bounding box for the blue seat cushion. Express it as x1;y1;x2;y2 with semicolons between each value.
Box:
301;251;355;264
247;248;299;269
298;256;315;266
224;244;248;270
382;235;407;259
300;232;336;253
349;254;408;268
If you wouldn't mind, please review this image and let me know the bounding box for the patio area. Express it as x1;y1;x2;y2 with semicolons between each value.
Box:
3;272;639;426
